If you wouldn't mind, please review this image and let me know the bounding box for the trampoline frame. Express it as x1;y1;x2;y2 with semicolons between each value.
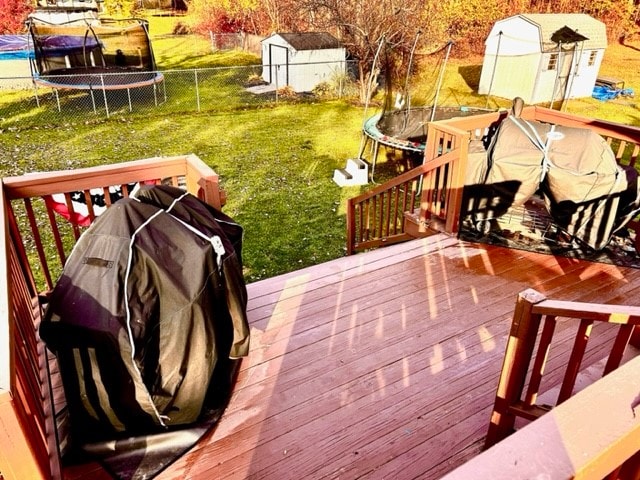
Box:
33;70;166;115
361;106;491;181
27;16;165;116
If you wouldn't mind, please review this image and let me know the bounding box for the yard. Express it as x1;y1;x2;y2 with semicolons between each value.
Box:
1;13;640;283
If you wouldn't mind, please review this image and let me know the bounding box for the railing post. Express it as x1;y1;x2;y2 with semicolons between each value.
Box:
0;182;9;393
444;131;469;233
484;288;547;449
346;198;355;255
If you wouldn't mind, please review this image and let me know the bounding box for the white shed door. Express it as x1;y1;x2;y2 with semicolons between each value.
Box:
267;44;289;88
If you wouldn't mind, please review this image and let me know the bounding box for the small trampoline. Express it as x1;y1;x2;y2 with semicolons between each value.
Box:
27;17;164;113
363;105;491;154
353;36;492;181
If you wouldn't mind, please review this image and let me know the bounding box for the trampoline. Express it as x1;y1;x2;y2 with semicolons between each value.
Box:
27;17;165;114
352;36;492;182
363;105;491;154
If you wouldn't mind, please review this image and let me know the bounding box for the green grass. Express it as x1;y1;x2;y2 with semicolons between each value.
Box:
0;101;366;282
1;13;640;283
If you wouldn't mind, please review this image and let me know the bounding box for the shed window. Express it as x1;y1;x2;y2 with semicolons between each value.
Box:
546;53;558;71
588;50;597;66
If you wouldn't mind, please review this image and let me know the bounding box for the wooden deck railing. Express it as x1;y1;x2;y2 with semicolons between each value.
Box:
347;162;428;255
0;154;225;480
346;123;473;255
346;105;640;255
442;289;640;480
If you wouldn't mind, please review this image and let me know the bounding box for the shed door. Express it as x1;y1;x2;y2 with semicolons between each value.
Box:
552;49;575;102
268;44;289;88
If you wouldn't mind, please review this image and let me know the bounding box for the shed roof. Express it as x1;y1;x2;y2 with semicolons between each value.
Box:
519;13;607;51
265;32;343;50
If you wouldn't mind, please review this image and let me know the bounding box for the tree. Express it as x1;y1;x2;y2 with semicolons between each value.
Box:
189;0;261;34
188;0;302;34
297;0;426;103
102;0;140;18
0;0;32;34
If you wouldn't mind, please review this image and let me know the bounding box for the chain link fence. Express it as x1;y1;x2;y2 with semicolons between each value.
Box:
0;60;359;128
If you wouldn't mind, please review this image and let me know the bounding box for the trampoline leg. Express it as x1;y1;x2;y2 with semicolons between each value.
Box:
370;140;381;183
54;89;60;113
127;88;132;112
357;135;369;160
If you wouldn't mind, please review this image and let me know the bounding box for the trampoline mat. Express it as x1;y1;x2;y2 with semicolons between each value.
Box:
376;106;490;144
36;67;163;88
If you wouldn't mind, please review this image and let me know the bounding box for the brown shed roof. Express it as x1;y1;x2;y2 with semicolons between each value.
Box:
268;32;343;50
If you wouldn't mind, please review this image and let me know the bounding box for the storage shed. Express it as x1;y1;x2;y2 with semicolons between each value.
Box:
261;32;346;93
478;14;607;104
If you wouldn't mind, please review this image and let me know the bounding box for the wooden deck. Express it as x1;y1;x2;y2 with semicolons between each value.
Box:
62;234;640;480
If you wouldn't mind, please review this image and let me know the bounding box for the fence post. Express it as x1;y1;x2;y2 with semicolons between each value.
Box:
195;69;201;112
100;74;109;118
54;89;61;113
275;66;278;103
126;87;132;112
32;82;40;108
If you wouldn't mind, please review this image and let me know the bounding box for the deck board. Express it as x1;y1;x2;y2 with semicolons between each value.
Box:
58;235;640;479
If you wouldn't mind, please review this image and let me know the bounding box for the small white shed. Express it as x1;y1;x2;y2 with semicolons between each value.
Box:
478;14;607;104
261;32;346;93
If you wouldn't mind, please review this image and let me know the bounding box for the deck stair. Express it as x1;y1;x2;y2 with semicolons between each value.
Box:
333;157;369;186
403;207;444;238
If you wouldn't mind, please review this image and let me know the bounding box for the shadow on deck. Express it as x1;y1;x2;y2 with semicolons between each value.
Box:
133;234;638;479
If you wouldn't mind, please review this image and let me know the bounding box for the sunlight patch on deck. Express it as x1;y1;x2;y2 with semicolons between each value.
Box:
477;325;496;352
577;262;626;281
218;273;309;476
455;338;468;362
440;243;486;260
470;285;479;304
425;253;439;318
402;357;411;387
430;343;444;374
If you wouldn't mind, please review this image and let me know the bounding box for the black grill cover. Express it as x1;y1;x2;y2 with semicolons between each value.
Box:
40;184;250;444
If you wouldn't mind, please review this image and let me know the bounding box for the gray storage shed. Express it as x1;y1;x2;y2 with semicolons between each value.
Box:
478;13;607;104
261;32;346;93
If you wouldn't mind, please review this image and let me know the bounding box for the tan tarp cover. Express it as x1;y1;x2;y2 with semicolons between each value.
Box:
463;113;640;250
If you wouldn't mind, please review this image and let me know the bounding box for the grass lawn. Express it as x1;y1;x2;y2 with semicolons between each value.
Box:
1;14;640;283
1;101;366;282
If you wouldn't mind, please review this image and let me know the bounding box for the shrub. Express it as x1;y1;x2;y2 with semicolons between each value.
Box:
312;72;359;99
276;86;297;99
102;0;140;18
173;21;192;35
246;73;265;86
0;0;32;34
